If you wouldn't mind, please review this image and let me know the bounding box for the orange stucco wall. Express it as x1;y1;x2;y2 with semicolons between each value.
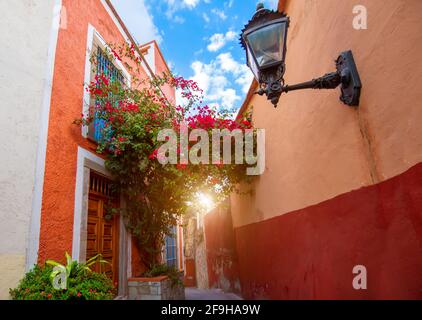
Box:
153;41;176;104
232;0;422;228
38;0;171;264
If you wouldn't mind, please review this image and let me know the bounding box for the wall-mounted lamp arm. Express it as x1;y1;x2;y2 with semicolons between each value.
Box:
255;50;362;108
282;71;341;93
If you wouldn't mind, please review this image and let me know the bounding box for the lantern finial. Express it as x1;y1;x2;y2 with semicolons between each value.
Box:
256;3;264;11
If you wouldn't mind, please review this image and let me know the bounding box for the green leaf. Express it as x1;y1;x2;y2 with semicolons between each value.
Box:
65;252;72;266
46;260;63;268
86;253;101;266
82;266;92;272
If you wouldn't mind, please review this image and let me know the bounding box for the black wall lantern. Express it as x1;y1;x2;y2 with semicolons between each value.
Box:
240;3;362;108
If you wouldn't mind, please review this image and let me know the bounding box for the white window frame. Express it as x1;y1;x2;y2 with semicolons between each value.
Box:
81;24;131;138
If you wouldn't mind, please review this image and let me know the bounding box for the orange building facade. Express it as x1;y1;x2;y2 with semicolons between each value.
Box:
203;0;422;299
23;0;183;296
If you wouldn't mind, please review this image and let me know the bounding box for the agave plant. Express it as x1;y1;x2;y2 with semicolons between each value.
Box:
46;252;109;290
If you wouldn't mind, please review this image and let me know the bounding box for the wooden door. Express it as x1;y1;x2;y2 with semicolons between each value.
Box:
86;172;119;286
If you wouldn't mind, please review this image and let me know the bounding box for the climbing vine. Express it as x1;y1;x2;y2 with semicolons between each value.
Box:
74;43;255;271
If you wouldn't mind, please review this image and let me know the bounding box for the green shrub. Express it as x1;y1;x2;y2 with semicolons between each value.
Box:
142;264;184;288
9;264;116;300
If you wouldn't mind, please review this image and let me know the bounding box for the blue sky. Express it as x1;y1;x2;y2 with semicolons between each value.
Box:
110;0;278;112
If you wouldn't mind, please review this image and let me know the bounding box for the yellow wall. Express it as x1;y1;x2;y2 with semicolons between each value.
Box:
0;255;25;299
232;0;422;228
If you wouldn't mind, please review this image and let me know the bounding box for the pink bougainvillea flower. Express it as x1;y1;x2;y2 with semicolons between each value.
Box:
111;49;122;61
149;149;158;160
176;163;187;170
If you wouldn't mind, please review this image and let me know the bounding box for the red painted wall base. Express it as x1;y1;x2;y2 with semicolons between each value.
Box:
234;163;422;299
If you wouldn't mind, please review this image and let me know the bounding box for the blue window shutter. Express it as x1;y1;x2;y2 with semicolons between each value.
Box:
89;47;125;143
165;226;178;267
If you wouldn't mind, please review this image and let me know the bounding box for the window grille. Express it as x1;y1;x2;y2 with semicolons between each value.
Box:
88;47;125;142
89;172;116;198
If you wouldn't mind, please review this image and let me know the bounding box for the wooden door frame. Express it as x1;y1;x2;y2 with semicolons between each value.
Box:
72;147;130;296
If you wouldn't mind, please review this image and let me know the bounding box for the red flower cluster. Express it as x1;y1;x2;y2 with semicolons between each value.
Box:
111;49;122;61
81;69;253;167
96;74;110;86
119;101;139;113
172;76;203;93
87;74;113;98
149;149;158;160
183;106;252;131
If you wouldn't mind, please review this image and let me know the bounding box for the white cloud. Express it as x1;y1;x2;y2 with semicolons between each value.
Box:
216;52;239;73
194;48;204;55
163;0;201;19
217;88;239;109
174;15;185;24
189;52;253;110
225;0;234;8
202;12;210;23
207;30;238;52
229;0;234;8
167;60;175;70
264;0;279;10
211;8;227;20
236;71;254;94
183;0;200;8
217;52;253;93
207;34;225;52
176;88;186;107
191;61;212;93
111;0;162;44
225;31;237;41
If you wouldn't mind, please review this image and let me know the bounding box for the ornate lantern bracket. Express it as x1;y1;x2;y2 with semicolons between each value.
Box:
257;50;362;107
241;4;362;108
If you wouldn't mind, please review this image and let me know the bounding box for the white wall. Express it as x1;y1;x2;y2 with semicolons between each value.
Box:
0;0;59;299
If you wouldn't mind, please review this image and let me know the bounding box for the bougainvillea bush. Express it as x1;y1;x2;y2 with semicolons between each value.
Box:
74;43;255;270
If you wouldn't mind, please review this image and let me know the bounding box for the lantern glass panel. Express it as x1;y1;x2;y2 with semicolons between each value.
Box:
246;22;286;68
247;47;259;80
